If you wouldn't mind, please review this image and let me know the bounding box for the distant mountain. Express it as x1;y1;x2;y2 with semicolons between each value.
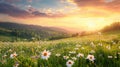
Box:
0;22;70;41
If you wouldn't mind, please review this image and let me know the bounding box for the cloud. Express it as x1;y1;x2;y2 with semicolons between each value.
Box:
0;2;31;18
32;11;48;17
0;2;64;18
72;0;120;12
27;0;32;3
61;0;120;17
3;0;21;3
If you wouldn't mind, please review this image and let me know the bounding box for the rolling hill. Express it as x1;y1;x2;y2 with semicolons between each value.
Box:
0;22;70;41
101;22;120;33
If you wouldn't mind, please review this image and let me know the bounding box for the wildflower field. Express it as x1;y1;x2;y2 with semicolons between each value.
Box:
0;33;120;67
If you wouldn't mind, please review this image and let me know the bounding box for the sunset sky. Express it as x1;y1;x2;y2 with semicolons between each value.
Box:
0;0;120;32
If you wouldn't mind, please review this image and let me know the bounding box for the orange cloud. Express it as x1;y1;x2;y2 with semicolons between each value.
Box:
72;0;120;12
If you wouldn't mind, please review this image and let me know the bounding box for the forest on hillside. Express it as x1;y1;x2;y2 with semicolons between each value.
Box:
0;22;70;41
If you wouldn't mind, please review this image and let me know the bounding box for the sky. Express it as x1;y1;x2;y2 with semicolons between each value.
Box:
0;0;120;32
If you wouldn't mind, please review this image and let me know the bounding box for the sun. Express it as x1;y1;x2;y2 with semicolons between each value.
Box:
87;22;96;28
86;21;97;31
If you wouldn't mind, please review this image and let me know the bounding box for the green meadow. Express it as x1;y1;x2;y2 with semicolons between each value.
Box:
0;32;120;67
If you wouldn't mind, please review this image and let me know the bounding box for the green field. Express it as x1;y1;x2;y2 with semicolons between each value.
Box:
0;32;120;67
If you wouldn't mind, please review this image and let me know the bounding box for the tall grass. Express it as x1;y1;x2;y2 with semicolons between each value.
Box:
0;34;120;67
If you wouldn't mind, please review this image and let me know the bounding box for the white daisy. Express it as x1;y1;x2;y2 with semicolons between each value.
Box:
77;53;84;58
106;45;111;50
81;47;85;50
90;50;95;53
98;43;102;46
114;56;117;58
66;60;74;67
76;44;81;47
55;53;61;57
108;56;113;58
41;50;51;60
63;56;69;60
71;57;77;61
74;48;79;50
8;49;12;52
69;51;76;54
86;55;95;62
118;46;120;49
10;52;17;59
2;54;7;58
90;42;95;47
